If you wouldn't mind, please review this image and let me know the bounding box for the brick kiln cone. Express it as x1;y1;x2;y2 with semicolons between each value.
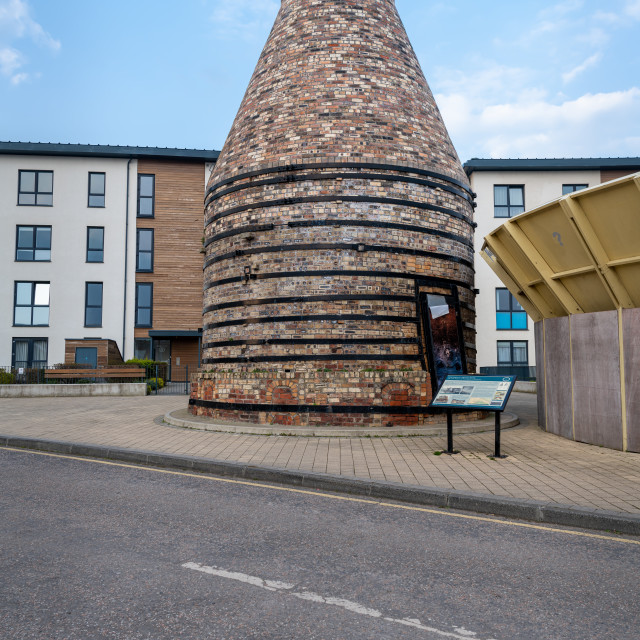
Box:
191;0;477;428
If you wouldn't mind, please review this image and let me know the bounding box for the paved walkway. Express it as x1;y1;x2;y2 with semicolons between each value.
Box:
1;393;639;517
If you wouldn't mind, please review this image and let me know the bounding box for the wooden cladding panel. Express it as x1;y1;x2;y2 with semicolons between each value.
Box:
601;169;640;183
136;160;206;333
171;338;200;374
64;340;123;366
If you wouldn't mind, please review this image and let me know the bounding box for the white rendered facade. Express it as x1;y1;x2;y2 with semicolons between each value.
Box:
466;159;640;376
0;153;138;367
1;144;219;371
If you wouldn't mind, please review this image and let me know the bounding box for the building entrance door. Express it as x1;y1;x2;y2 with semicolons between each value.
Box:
154;339;171;381
75;347;98;368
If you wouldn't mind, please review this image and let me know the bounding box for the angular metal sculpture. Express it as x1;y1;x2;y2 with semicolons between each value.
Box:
482;172;640;451
191;0;476;427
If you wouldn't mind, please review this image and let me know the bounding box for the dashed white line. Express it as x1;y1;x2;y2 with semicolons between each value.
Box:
182;562;498;640
182;562;294;591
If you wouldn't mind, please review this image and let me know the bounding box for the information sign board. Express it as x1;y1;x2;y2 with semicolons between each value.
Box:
430;374;517;412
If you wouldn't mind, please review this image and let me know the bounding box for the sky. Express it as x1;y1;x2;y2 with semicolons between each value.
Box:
0;0;638;162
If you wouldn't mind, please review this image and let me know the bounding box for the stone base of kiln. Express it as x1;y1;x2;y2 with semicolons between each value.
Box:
189;369;483;428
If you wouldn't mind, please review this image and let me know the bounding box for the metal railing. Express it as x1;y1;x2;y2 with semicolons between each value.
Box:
146;364;190;396
0;366;45;384
479;365;536;380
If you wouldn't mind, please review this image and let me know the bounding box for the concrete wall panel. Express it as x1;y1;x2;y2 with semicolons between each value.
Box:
544;317;573;438
623;309;640;453
534;321;546;429
571;311;623;450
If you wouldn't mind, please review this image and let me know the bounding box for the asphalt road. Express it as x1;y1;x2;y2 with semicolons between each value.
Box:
1;447;638;640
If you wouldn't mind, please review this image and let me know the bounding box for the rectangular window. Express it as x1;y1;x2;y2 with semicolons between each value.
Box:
16;225;51;261
86;227;104;263
88;172;106;207
14;282;50;326
137;174;155;217
496;288;527;330
562;184;588;195
84;282;103;327
494;185;525;218
497;341;529;366
18;170;53;206
135;283;153;327
12;338;48;369
136;229;154;272
134;338;152;360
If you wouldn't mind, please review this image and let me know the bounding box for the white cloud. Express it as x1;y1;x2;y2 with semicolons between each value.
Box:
0;0;60;50
209;0;279;41
562;53;602;83
437;86;640;159
0;44;21;74
433;62;537;107
0;0;59;85
626;0;640;19
10;70;27;83
538;0;584;19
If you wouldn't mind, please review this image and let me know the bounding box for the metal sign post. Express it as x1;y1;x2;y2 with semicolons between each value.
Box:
494;411;506;458
445;409;456;455
430;374;517;459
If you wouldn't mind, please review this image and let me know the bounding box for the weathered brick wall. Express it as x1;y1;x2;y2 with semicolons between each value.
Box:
191;370;481;427
192;0;476;426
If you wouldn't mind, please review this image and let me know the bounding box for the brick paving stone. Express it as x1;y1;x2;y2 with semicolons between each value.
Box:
1;393;640;514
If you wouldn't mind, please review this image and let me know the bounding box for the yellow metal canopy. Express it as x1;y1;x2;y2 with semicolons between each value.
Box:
481;172;640;321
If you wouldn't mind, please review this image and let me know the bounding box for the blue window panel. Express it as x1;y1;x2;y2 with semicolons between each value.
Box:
512;312;528;330
496;313;511;330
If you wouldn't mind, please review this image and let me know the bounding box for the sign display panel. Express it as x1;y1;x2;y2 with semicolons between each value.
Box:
430;375;517;411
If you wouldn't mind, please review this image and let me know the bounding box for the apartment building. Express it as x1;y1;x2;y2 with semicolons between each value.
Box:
464;157;640;376
0;143;218;377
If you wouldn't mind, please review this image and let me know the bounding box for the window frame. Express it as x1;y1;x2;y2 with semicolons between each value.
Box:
15;225;52;262
134;337;153;360
84;282;103;328
494;185;525;218
495;288;528;330
13;281;50;327
497;340;529;366
11;337;48;369
137;174;155;218
18;170;53;206
562;184;589;196
86;226;105;263
136;228;154;272
88;172;106;208
135;282;153;328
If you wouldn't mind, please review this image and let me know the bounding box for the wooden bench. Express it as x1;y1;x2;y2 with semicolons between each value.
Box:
44;368;146;381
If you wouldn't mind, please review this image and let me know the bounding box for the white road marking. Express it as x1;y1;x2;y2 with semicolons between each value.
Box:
182;562;294;592
293;590;383;618
182;562;498;640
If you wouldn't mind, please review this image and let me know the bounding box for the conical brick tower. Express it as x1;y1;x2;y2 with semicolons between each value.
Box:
190;0;476;428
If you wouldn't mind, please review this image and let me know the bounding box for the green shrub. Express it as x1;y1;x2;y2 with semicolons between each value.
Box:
51;362;92;370
126;359;168;380
147;377;165;391
0;370;16;384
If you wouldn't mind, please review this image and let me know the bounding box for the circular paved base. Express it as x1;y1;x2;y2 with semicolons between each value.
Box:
164;408;519;437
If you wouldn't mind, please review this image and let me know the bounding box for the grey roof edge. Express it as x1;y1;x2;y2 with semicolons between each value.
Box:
0;141;220;162
464;157;640;174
